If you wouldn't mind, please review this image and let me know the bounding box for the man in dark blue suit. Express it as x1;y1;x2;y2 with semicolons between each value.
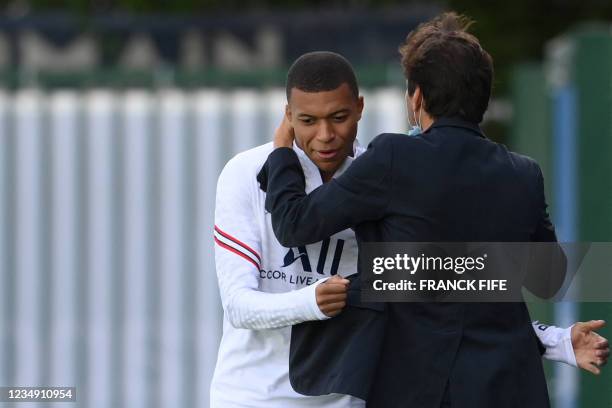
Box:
261;12;574;408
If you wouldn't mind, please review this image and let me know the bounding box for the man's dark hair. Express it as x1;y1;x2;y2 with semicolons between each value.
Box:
286;51;359;101
399;12;493;123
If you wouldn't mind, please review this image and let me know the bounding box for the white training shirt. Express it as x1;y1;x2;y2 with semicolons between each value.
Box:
210;140;576;408
210;141;365;408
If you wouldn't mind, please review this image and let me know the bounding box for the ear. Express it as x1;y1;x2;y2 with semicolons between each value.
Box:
285;104;292;123
411;86;422;112
356;96;365;120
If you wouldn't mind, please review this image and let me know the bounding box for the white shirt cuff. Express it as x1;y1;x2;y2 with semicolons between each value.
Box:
542;325;577;367
306;277;332;321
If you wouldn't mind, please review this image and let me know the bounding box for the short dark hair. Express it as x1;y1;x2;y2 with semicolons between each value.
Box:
286;51;359;101
399;12;493;123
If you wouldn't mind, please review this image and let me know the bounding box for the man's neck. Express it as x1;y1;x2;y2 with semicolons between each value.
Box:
421;114;434;131
320;170;333;183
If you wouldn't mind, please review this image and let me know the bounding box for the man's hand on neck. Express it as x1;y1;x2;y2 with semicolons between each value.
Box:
274;116;295;149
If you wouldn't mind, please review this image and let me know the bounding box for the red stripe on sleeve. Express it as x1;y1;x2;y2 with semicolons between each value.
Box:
214;225;261;262
214;236;261;270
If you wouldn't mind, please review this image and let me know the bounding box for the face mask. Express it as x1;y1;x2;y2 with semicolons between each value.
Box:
407;102;423;136
408;123;422;136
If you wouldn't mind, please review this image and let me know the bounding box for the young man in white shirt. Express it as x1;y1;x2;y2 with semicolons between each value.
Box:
210;51;609;408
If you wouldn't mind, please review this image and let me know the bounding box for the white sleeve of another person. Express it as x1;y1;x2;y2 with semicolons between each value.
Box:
532;321;577;367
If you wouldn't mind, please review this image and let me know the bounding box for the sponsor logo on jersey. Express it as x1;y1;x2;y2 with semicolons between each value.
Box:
281;238;345;275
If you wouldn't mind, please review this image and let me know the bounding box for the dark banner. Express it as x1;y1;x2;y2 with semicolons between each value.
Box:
0;6;438;71
359;242;612;302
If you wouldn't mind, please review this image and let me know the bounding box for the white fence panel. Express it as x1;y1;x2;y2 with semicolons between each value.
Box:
0;88;407;408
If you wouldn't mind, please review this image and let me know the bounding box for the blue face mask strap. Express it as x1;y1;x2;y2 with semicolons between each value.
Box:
408;99;422;136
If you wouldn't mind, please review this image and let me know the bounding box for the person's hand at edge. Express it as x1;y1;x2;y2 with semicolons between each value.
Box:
572;320;609;375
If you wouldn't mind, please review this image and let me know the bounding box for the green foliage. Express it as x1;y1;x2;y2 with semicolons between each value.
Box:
447;0;612;92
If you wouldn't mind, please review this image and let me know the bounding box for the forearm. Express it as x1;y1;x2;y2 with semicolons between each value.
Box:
264;146;390;247
265;147;333;246
221;278;329;330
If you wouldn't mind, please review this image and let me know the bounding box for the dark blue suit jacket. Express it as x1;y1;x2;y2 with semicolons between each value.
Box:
261;117;564;408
